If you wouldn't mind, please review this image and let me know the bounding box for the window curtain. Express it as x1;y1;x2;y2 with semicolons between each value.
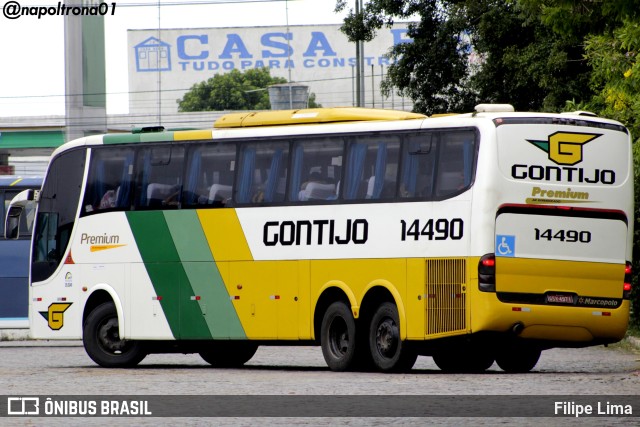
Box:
345;143;367;199
289;144;304;201
401;141;419;195
137;151;152;206
93;155;106;207
236;147;255;203
185;149;202;205
371;142;387;199
264;148;283;202
115;152;134;208
463;139;473;187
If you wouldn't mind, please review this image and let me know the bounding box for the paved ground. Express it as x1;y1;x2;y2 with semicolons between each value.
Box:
1;330;639;426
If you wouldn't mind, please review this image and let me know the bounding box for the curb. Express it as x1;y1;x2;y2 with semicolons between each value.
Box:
627;336;640;351
0;329;30;341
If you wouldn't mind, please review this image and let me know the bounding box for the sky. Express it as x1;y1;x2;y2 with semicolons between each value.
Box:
0;0;349;117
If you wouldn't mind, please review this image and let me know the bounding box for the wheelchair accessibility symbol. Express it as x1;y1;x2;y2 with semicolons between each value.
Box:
496;235;515;257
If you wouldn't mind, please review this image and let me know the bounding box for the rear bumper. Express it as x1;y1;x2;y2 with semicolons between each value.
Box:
470;292;629;345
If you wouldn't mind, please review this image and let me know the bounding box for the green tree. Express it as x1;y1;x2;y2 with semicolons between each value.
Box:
177;68;287;112
580;15;640;328
335;0;597;114
533;0;640;327
308;92;322;108
338;0;640;326
470;1;594;112
336;0;474;115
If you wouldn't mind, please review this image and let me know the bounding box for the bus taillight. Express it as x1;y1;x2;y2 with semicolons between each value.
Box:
479;253;496;293
623;261;632;299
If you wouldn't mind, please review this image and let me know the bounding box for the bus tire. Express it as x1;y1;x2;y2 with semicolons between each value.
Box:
83;302;146;368
199;342;259;368
369;302;417;372
496;344;541;373
321;301;358;371
432;347;494;373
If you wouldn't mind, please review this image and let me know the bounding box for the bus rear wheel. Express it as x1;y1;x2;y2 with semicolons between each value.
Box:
432;346;495;373
199;342;259;368
83;302;146;368
369;302;417;372
495;344;541;373
321;301;358;371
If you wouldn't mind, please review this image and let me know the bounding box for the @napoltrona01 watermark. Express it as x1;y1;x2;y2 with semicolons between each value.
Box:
2;1;116;20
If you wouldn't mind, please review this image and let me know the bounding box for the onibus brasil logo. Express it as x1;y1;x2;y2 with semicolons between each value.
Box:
526;131;602;166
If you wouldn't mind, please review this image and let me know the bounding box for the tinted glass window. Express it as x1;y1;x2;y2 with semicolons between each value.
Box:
398;130;477;200
343;135;400;201
183;142;237;208
235;141;289;204
82;147;135;215
133;145;185;209
434;130;476;199
2;190;36;238
399;133;436;199
32;149;85;282
290;138;343;202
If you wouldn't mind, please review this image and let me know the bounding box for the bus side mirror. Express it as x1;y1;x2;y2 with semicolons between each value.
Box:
5;206;23;240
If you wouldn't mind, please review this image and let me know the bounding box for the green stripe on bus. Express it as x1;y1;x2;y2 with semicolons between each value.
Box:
163;210;247;339
103;132;176;145
126;211;212;339
103;134;142;144
140;132;175;142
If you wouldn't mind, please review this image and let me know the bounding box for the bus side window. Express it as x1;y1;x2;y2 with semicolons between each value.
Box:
343;136;400;201
82;147;135;215
183;142;237;208
235;142;289;205
434;131;476;199
134;145;185;209
290;138;343;202
399;134;435;199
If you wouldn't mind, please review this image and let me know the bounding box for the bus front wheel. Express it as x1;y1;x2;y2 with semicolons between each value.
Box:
369;302;417;372
199;342;259;367
83;302;147;368
321;301;358;371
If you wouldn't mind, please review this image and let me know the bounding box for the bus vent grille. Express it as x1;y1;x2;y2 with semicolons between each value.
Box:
425;259;467;336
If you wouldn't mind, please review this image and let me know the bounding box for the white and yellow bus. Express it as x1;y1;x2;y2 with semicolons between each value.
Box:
5;105;634;372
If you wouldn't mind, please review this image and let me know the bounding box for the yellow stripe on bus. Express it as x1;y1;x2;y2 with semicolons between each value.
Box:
173;129;214;141
197;209;253;261
90;244;127;252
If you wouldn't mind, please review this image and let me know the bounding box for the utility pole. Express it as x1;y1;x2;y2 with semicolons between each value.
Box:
355;0;365;107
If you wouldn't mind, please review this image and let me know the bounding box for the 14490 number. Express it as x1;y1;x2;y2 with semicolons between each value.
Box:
534;228;591;243
401;218;464;241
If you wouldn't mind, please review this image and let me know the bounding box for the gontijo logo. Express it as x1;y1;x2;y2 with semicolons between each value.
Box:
512;131;615;185
526;131;601;166
39;302;72;330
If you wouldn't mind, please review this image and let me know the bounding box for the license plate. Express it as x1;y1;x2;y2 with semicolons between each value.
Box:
545;293;575;304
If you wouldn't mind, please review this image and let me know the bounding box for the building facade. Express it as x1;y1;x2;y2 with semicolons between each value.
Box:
127;23;414;116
